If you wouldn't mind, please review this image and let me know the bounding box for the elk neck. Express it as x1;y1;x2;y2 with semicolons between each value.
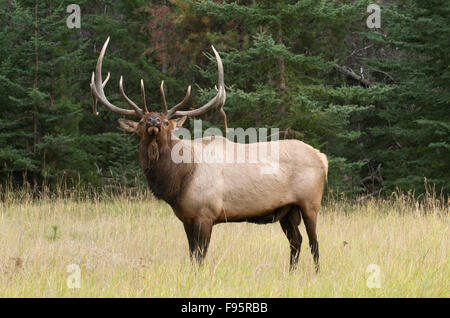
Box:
138;134;195;206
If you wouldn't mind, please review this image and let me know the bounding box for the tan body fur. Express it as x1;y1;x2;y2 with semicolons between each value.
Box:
173;136;328;226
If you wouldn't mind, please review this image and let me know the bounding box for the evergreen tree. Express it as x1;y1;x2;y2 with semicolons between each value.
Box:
364;0;450;193
0;0;447;197
0;0;153;189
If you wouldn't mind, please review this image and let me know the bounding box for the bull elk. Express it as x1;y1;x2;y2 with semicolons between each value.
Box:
90;38;328;271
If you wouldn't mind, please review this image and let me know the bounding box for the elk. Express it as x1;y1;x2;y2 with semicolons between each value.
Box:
90;38;328;271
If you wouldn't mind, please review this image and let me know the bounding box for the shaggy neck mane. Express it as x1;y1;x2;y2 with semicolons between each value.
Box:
139;135;194;205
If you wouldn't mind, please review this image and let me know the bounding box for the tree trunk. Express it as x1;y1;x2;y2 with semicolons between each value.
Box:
33;1;39;185
33;2;39;153
276;27;287;115
161;0;168;74
49;0;54;107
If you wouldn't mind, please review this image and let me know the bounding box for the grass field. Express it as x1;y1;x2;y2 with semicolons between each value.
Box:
0;190;448;297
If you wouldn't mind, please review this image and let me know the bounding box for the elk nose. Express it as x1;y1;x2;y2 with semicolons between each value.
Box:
148;117;161;126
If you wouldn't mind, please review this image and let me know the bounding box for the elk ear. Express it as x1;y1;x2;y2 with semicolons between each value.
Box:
118;118;139;133
171;116;187;129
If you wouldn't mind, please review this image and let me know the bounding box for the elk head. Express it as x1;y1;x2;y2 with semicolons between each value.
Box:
90;37;227;164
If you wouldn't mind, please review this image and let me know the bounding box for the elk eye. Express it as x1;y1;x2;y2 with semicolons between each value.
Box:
164;121;169;126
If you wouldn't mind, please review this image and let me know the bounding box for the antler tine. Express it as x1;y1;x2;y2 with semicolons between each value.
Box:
140;79;149;113
103;72;110;88
219;107;227;130
160;81;168;113
91;72;99;115
213;83;227;129
91;71;111;115
91;37;140;117
168;46;226;128
166;85;191;118
119;76;144;116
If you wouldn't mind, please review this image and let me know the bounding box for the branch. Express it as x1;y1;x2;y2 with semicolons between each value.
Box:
348;45;374;58
367;67;396;83
334;64;374;87
355;189;383;203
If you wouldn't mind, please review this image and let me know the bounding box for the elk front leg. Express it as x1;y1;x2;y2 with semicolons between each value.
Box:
183;219;213;265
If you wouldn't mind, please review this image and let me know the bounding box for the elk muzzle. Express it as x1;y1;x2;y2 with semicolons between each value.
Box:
147;116;161;135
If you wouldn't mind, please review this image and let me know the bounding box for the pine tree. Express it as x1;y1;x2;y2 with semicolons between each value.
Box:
363;0;450;193
0;0;152;189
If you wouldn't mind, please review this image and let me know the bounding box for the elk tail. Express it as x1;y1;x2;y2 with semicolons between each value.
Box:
318;152;328;183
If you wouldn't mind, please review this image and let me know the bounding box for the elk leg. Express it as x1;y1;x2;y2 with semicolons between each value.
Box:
184;223;196;261
299;202;320;273
280;206;302;271
183;219;212;265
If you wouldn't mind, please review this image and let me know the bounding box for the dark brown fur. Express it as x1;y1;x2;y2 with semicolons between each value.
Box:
134;116;195;206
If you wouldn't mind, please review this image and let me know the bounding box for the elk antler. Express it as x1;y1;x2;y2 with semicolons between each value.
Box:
160;80;169;114
91;71;110;115
162;82;192;118
140;79;149;114
90;37;145;117
91;38;227;128
119;76;144;116
163;46;227;129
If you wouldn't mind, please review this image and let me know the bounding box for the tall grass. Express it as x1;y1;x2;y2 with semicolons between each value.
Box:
0;184;448;297
0;173;150;204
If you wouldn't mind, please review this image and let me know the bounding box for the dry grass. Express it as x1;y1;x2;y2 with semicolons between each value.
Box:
0;191;448;297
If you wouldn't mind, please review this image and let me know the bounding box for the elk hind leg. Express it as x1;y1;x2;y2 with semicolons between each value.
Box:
280;206;302;271
299;201;320;273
